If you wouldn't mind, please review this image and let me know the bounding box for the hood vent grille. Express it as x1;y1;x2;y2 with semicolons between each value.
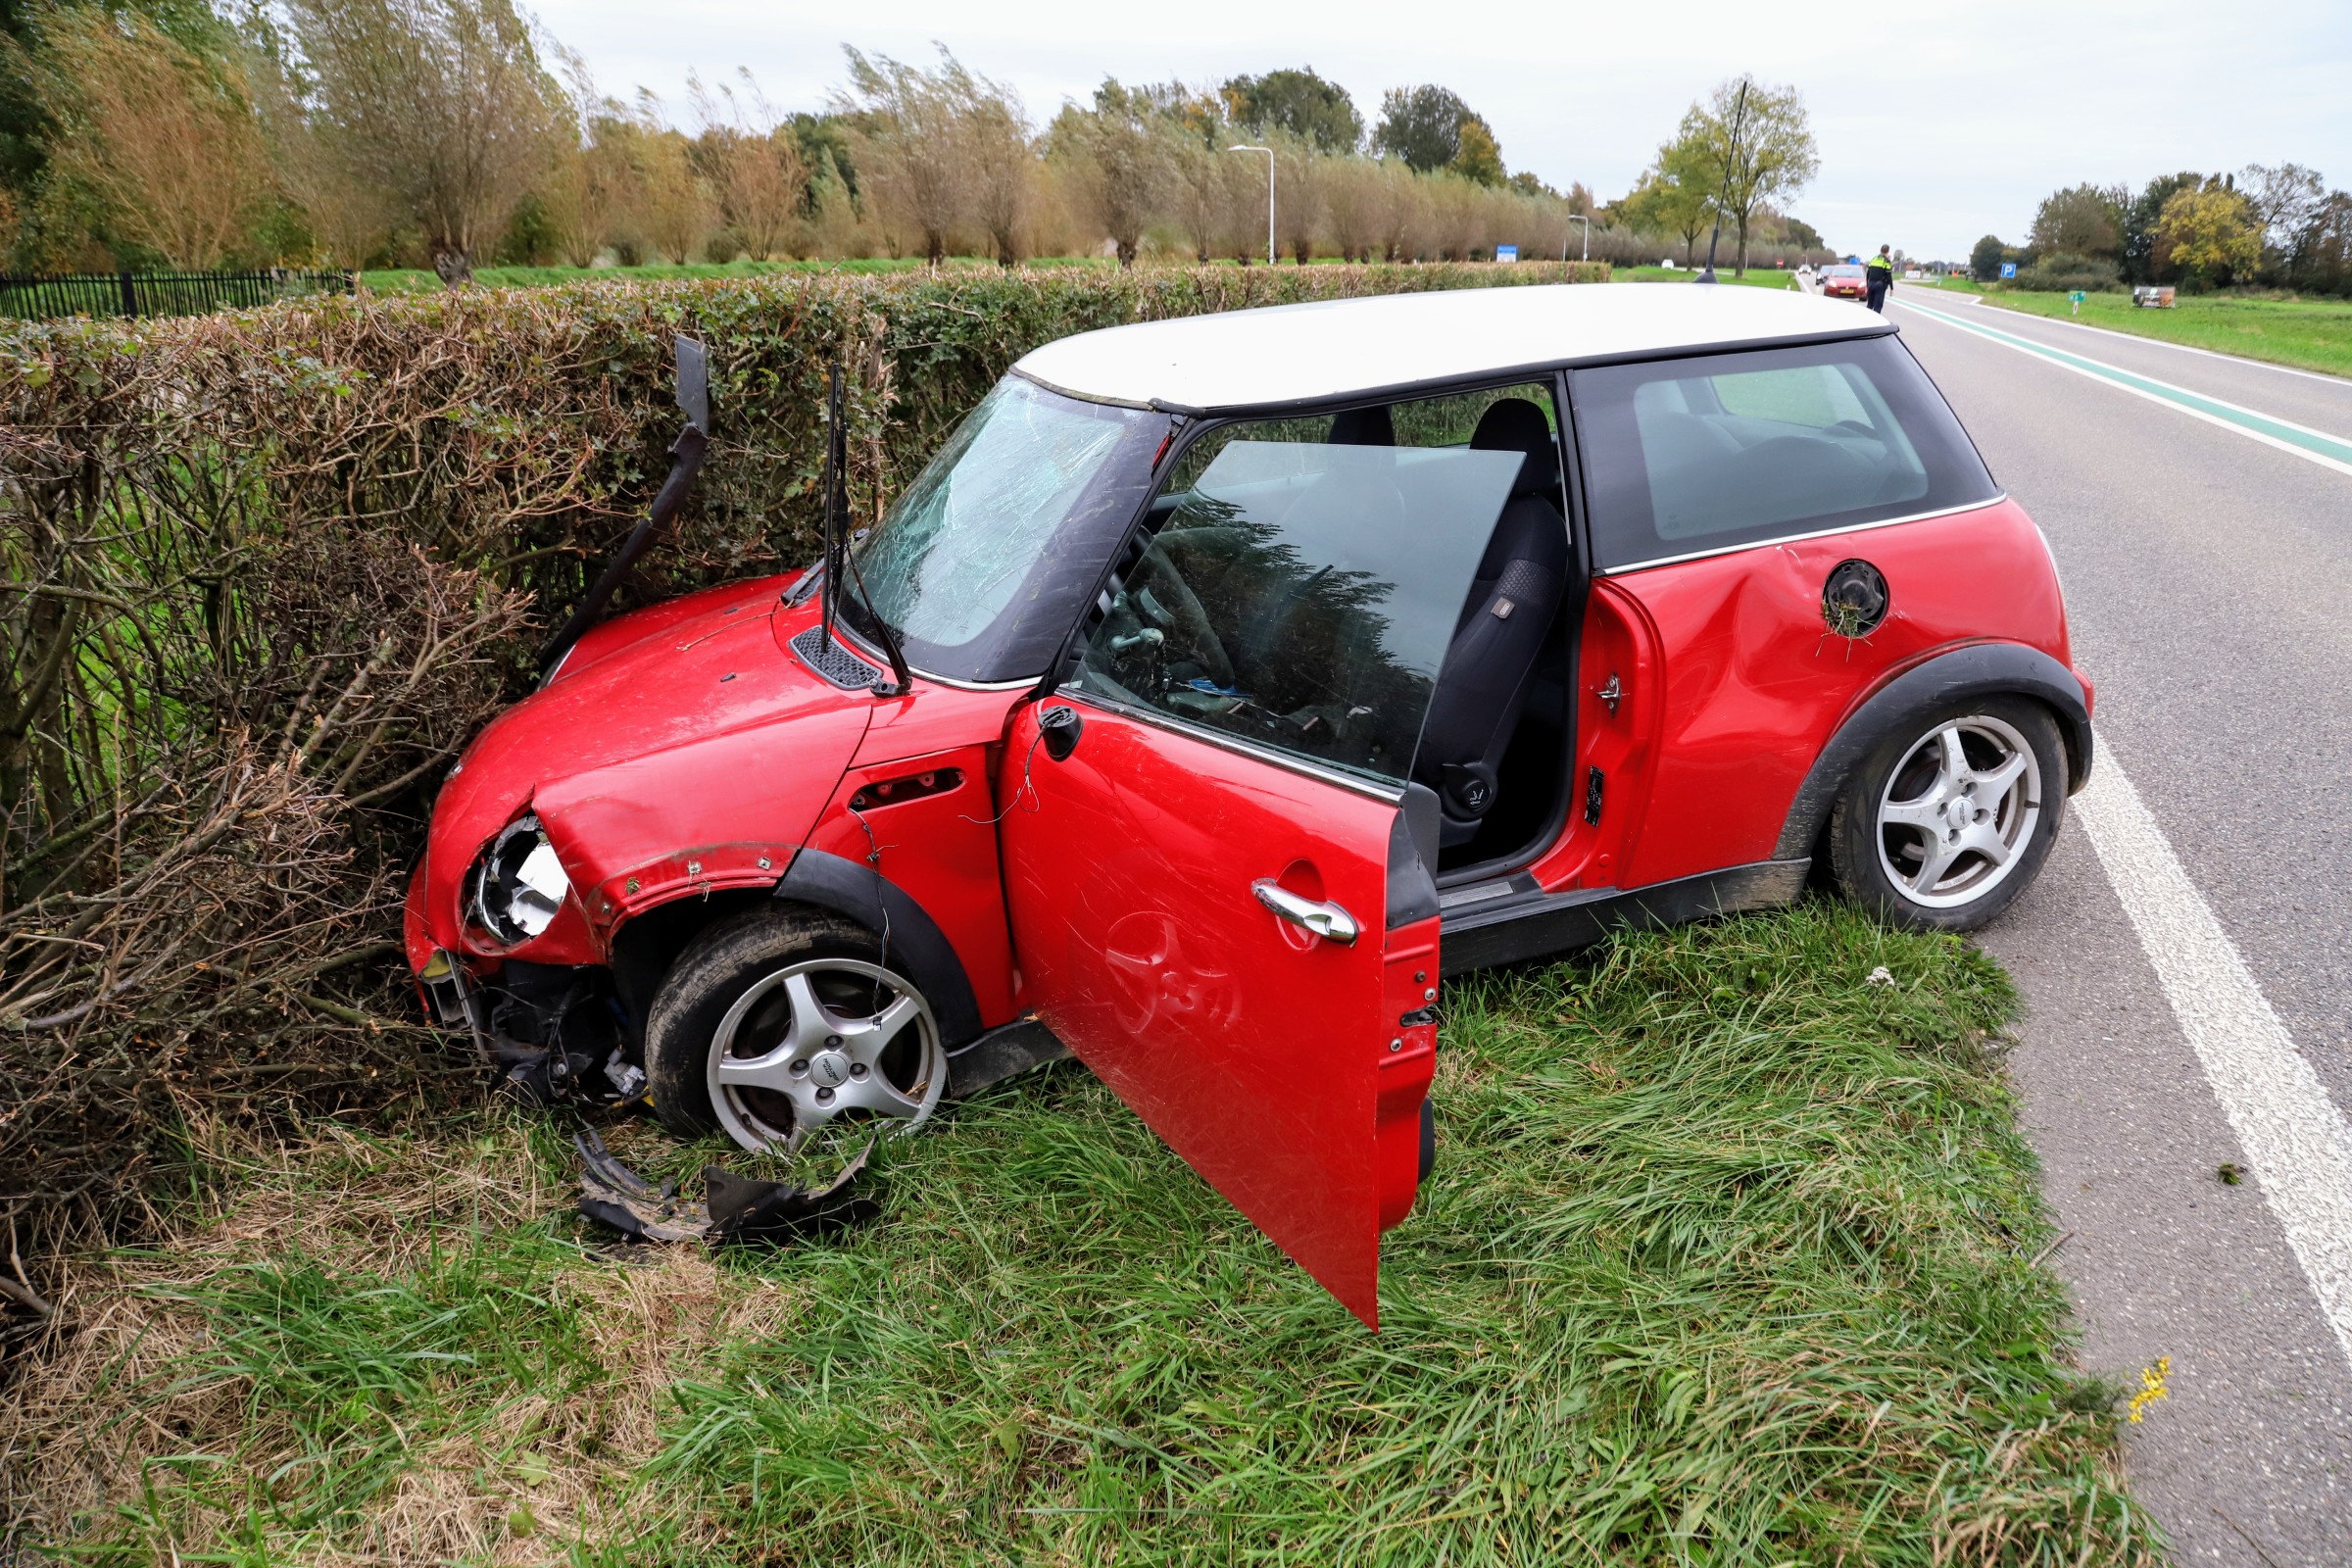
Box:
790;625;882;691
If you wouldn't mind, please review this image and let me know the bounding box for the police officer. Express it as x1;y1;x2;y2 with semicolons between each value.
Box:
1865;245;1895;313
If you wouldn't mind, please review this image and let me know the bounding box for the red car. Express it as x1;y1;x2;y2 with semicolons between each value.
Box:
1821;264;1871;301
408;285;2090;1325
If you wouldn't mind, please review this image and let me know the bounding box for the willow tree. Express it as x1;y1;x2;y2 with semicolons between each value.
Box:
38;10;273;269
280;0;567;287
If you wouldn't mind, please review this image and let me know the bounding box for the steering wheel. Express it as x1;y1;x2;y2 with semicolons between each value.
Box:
1124;539;1235;689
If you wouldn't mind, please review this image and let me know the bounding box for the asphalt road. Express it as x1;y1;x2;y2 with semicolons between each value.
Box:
1886;290;2352;1565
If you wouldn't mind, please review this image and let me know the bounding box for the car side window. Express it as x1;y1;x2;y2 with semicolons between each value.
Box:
1574;337;1998;568
1069;385;1556;786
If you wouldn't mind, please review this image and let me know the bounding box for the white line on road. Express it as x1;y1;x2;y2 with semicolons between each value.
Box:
1894;299;2352;481
2072;749;2352;1372
1948;293;2352;388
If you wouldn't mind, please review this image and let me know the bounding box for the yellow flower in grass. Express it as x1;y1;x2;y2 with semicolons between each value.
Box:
2127;1356;2171;1423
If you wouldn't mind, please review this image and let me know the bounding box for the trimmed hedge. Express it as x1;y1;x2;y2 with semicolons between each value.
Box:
0;261;1607;1271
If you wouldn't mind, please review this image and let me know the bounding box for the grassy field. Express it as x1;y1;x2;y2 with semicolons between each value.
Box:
3;903;2163;1566
1971;289;2352;379
1612;265;1810;290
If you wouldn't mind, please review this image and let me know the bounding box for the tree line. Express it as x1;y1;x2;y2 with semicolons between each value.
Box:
1974;168;2352;296
0;0;1835;285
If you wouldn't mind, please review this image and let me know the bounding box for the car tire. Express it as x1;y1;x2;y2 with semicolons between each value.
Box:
1826;696;2066;933
644;905;946;1153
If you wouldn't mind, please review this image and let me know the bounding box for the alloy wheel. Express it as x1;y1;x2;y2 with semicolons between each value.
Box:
1875;713;2042;910
705;956;943;1153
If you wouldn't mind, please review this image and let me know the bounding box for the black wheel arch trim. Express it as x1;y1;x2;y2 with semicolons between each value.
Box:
1773;641;2092;863
770;848;986;1049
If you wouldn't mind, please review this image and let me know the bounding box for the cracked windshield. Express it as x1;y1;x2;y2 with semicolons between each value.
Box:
847;374;1154;673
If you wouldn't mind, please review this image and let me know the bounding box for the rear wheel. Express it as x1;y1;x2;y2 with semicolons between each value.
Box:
1827;698;2065;932
645;906;945;1153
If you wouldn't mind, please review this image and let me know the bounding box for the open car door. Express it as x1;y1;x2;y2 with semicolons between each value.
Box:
998;421;1526;1325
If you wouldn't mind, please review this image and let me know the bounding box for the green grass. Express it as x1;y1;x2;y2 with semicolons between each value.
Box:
17;903;2162;1565
1975;288;2352;378
1612;266;1811;290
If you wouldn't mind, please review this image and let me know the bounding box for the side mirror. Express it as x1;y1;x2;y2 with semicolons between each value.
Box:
674;336;710;435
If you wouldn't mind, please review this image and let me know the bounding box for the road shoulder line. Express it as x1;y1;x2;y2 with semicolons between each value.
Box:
1893;299;2352;479
1958;293;2352;388
2071;750;2352;1373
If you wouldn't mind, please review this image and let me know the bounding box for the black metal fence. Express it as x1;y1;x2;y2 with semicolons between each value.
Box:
0;269;356;321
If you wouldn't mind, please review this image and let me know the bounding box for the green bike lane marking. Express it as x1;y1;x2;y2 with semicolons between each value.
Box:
1895;298;2352;480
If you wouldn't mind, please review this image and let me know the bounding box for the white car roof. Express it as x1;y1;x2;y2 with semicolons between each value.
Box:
1013;282;1891;412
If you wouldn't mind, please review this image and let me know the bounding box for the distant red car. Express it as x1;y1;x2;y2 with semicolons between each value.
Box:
408;285;2091;1325
1822;264;1871;301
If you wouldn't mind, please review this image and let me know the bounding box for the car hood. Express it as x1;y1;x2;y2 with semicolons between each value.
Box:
422;586;872;956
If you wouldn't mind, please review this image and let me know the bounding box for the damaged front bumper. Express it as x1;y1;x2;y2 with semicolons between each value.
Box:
416;946;645;1105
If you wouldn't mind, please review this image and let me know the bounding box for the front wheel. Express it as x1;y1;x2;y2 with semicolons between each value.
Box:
1827;698;2065;932
645;907;946;1153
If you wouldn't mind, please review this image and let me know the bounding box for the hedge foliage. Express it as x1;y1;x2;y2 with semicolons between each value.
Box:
0;261;1608;1277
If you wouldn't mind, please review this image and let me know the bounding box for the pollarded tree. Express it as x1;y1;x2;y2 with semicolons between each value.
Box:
39;9;272;269
940;58;1034;268
281;0;567;288
1670;74;1817;276
835;46;964;266
1274;135;1325;263
631;109;715;263
1050;79;1166;267
689;70;806;262
1321;156;1383;263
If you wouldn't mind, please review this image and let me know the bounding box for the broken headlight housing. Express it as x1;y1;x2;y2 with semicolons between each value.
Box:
470;814;570;944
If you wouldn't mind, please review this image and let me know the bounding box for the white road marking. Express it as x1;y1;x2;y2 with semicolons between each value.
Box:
2072;749;2352;1371
1949;292;2352;388
1894;299;2352;481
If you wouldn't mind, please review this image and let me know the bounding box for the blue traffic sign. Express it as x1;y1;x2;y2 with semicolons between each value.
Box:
1494;244;1519;264
2000;262;2017;279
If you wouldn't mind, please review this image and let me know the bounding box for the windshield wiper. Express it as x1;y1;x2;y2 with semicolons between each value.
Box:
817;364;913;697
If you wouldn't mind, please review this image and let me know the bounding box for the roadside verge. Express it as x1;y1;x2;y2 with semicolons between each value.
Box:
3;903;2165;1565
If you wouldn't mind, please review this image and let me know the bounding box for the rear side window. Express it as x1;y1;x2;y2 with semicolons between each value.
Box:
1574;336;1997;570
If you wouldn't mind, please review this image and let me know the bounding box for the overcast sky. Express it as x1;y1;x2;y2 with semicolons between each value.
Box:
533;0;2351;261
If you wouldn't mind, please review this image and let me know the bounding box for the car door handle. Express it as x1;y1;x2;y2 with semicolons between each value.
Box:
1251;880;1359;946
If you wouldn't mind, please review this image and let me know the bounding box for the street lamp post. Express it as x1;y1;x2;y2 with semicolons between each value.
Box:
1560;214;1591;264
1229;144;1274;266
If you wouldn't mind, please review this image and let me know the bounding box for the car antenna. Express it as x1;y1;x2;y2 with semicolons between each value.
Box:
539;336;711;676
819;364;914;697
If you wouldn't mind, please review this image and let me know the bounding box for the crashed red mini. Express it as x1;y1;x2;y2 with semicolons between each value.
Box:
407;284;2093;1326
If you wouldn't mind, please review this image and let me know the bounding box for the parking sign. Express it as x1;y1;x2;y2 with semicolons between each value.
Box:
2000;262;2017;279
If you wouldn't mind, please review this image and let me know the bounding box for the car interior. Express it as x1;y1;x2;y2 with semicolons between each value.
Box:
1079;382;1580;881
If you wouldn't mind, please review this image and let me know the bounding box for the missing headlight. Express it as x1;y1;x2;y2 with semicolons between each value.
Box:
470;815;570;944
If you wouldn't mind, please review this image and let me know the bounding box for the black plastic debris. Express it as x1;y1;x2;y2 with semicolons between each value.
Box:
575;1130;880;1246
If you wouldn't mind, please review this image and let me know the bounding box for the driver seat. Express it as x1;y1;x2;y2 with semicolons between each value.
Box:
1414;398;1570;850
